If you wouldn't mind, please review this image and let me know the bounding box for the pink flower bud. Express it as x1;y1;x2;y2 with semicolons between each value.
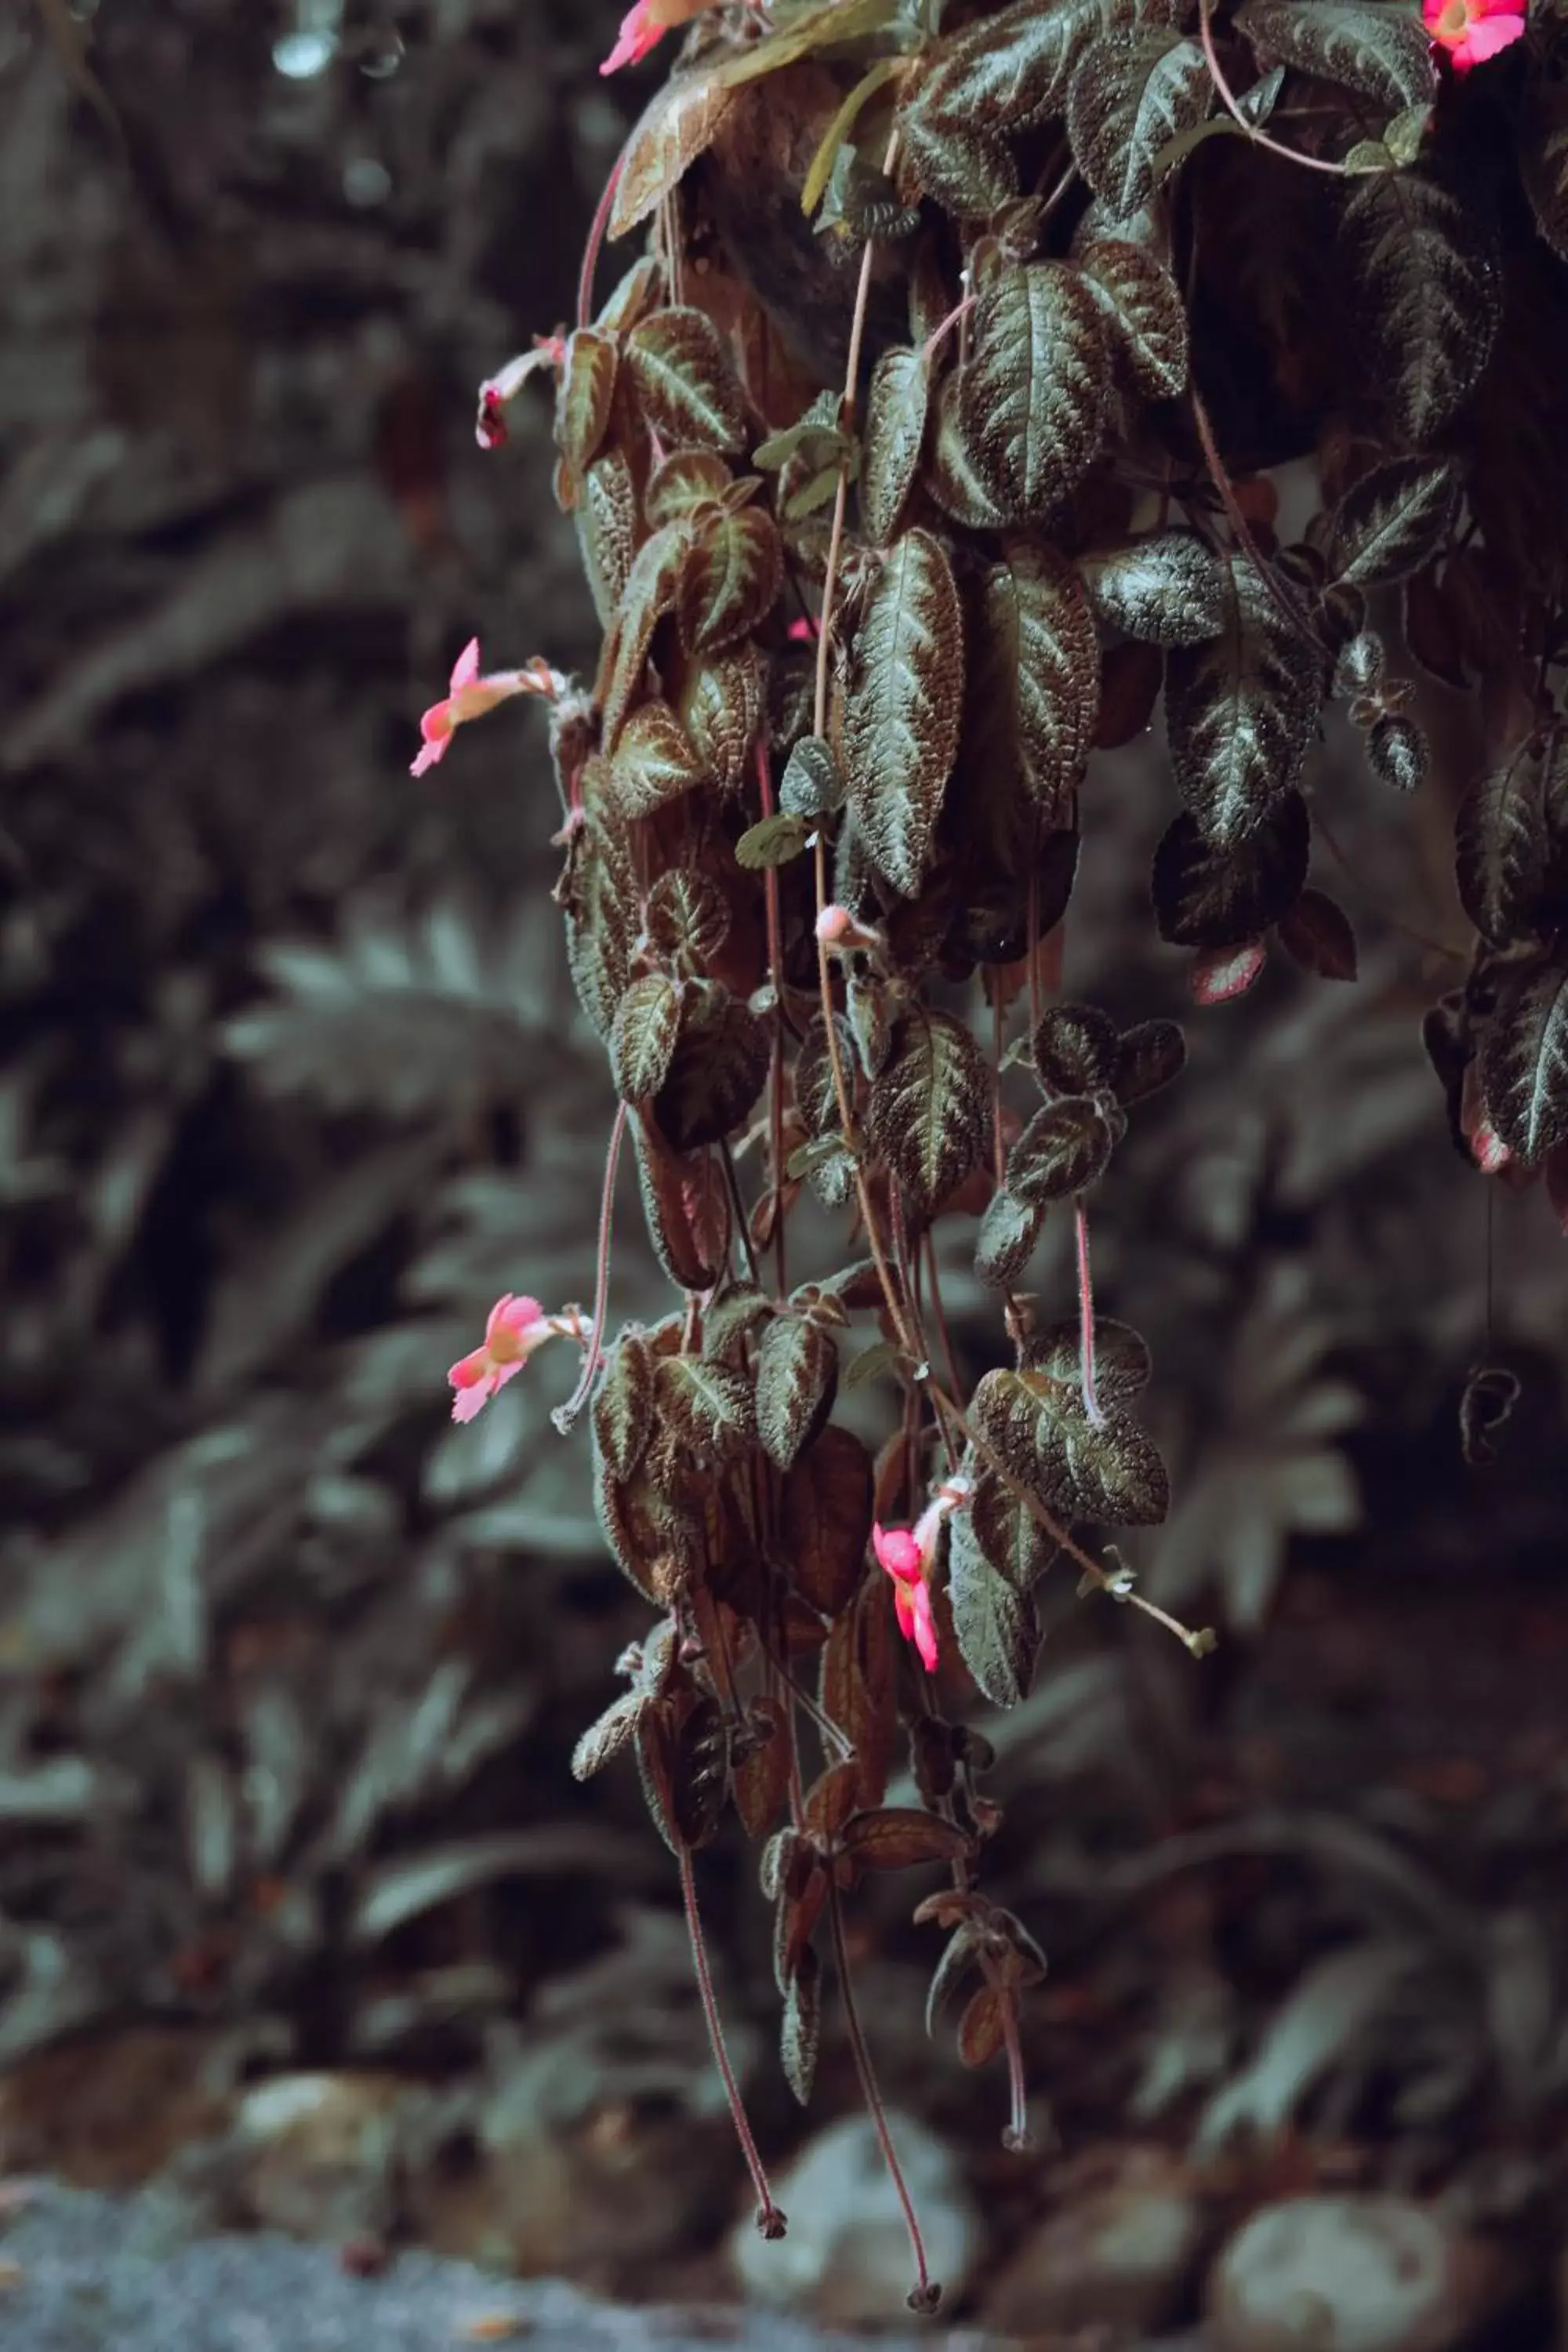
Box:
447;1293;564;1422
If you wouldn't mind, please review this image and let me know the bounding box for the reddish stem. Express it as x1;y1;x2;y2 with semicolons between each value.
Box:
826;1872;937;2310
755;738;789;1298
577;147;629;332
1074;1199;1105;1428
552;1099;626;1435
680;1846;787;2238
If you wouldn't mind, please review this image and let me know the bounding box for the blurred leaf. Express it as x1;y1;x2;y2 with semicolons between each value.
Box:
1197;1940;1425;2149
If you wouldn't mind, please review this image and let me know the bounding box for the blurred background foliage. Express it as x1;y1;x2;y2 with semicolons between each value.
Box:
4;0;1568;2328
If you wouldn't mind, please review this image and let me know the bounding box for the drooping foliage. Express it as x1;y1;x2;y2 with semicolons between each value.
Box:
439;0;1568;2302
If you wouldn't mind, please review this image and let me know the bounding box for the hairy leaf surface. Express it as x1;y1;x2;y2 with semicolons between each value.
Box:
1078;240;1190;399
1238;2;1436;114
626;309;749;455
1327;457;1457;587
1083;531;1226;645
862;348;931;546
1067;31;1210;221
867;1005;991;1214
844;528;964;895
1480;961;1568;1165
1341;165;1501;445
1152;797;1312;946
959;264;1110;520
1165;557;1319;844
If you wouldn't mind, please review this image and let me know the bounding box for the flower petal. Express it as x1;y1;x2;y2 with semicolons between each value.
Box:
873;1523;923;1582
911;1585;939;1674
450;637;482;691
601;2;663;73
1455;11;1526;62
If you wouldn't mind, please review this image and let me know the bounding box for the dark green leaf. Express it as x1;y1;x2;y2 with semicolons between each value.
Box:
1327;457;1457;587
966;542;1100;830
844;1338;908;1391
679;505;782;654
1033;1001;1122;1094
1341;164;1501;446
571;1693;641;1783
1115;1018;1188;1103
1058;1401;1169;1524
554;329;619;473
563;804;637;1039
654;1355;757;1456
867;1005;991;1214
1008;1095;1117;1204
602;518;696;745
1165;556;1319;844
612;698;706;817
862;347;931;546
1077;241;1190;400
967;1463;1062;1592
781;735;845;818
842;1807;973;1871
975;1189;1046;1288
626;307;749;454
782;1422;873;1617
782;1947;822;2104
671;1697;729;1849
1083;531;1225;645
959;263;1111;520
645;868;731;965
645;448;734;523
1455;746;1554;948
576;448;638;631
593;1332;655;1482
1067;31;1211;221
1520;79;1568;263
653;980;769;1149
1152;796;1312;947
610;974;684;1105
1237;2;1436;114
632;1114;731;1294
735;811;812;869
844;528;965;895
948;1508;1037;1706
757;1315;839;1470
898;114;1018;216
1277;887;1359;982
1367;713;1428;793
1482;959;1568;1166
902;0;1096;140
1023;1316;1152;1400
681;650;765;796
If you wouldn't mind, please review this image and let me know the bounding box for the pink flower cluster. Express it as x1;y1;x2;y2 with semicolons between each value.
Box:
872;1482;969;1675
1423;0;1525;71
601;0;764;76
411;640;565;778
448;1295;591;1423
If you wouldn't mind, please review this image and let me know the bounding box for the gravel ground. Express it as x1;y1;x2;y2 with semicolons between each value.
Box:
0;2184;1001;2352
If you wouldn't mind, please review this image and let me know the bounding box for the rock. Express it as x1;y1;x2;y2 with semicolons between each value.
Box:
729;2111;981;2325
1208;2194;1493;2352
0;2027;230;2190
234;2072;405;2245
984;2147;1205;2338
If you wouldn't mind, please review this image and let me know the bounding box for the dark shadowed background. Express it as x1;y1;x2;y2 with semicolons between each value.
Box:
4;1;1568;2341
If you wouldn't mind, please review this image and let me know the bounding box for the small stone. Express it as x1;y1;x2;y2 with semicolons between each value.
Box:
1208;2194;1490;2352
235;2073;405;2245
984;2147;1205;2336
728;2111;980;2325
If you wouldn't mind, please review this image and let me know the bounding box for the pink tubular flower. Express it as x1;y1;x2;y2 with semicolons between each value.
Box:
873;1489;966;1676
600;0;762;76
475;336;567;452
1423;0;1526;72
411;642;566;778
448;1295;590;1423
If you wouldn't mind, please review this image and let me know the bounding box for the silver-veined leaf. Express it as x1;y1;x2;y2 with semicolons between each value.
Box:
1067;31;1211;222
844;528;964;895
1341;164;1501;446
958;263;1111;520
866;1004;991;1214
1077;239;1190;399
1165;556;1319;844
1237;2;1436;115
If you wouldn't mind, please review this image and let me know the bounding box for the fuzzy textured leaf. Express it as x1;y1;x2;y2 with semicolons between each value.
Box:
782;1423;874;1618
1341;165;1501;446
1327;457;1457;588
611;72;738;238
1454;746;1554;949
867;1006;991;1214
626;309;749;455
757;1316;839;1471
593;1334;655;1483
612;699;706;818
1033;1002;1122;1094
844;528;964;895
967;543;1100;827
654;1356;756;1457
1008;1096;1116;1204
611;975;684;1106
960;264;1110;520
653;981;769;1150
1083;532;1225;646
948;1508;1036;1706
1067;31;1211;221
1237;2;1436;115
862;349;931;546
679;506;782;654
967;1464;1061;1592
1165;557;1319;844
554;330;618;474
1078;241;1190;399
975;1189;1046;1287
1153;796;1312;947
1480;960;1568;1166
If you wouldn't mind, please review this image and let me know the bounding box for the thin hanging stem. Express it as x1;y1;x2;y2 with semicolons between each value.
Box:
577;147;628;332
720;1136;763;1290
680;1846;787;2238
923;1232;966;1414
826;1872;937;2311
552;1100;627;1435
755;739;789;1298
1187;379;1316;648
1197;0;1359;178
1073;1200;1105;1428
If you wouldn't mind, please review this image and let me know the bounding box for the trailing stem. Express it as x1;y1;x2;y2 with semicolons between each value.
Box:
679;1845;787;2238
1074;1199;1105;1428
825;1871;938;2314
552;1099;627;1435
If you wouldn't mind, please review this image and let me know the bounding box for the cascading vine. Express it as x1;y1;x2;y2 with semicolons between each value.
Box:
419;0;1568;2310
